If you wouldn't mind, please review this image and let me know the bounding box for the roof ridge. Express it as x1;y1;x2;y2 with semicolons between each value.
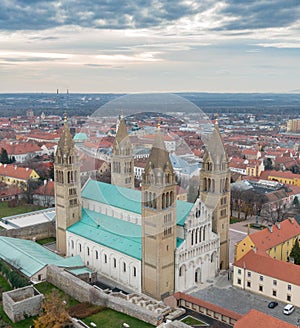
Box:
0;236;47;266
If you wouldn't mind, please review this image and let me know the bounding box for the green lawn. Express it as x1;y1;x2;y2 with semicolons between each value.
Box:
82;308;154;327
181;315;208;326
0;274;12;292
0;282;153;328
230;217;241;224
249;223;266;230
0;202;45;219
36;237;56;245
0;305;35;327
34;281;79;307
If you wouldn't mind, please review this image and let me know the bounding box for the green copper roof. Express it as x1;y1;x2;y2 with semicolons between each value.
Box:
67;208;142;260
68;267;94;275
73;132;88;141
82;180;141;214
81;180;194;226
176;200;194;226
176;238;184;248
0;236;84;278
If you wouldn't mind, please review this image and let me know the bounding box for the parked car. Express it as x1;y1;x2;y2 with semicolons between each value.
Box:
268;301;278;309
283;304;295;315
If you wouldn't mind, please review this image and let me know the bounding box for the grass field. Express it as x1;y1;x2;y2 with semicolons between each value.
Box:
0;274;12;293
82;308;154;327
0;202;45;219
34;281;79;307
36;237;56;245
181;315;208;326
0;306;35;328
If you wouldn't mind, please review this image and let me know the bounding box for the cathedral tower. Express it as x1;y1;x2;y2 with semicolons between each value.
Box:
111;117;134;189
142;128;177;300
54;115;81;255
200;121;230;270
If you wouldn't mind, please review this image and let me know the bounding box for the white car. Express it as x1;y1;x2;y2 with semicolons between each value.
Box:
283;304;295;315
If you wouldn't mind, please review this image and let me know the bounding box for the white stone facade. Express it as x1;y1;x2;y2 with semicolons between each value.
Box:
67;231;141;293
175;198;219;291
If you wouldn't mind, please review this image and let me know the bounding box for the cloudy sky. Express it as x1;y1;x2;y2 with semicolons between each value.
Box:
0;0;299;93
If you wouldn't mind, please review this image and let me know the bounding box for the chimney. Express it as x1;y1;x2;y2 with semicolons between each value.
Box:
253;246;256;254
268;224;273;233
275;222;280;230
289;217;294;224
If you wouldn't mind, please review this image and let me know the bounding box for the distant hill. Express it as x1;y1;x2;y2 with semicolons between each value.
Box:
0;92;299;117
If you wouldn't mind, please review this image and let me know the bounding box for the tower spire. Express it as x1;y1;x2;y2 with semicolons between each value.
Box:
111;116;134;189
142;127;177;300
200;123;230;270
54;118;81;255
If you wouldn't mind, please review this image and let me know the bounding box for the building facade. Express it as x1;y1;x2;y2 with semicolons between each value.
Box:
55;117;227;299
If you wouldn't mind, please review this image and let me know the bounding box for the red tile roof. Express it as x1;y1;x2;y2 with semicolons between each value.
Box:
0;141;41;155
249;218;300;251
173;292;242;321
234;309;296;328
265;170;300;179
0;164;37;180
234;249;300;286
0;186;23;197
35;181;54;196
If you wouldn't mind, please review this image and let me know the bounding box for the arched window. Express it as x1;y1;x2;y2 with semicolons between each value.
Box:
166;192;170;208
170;191;174;206
162;193;166;209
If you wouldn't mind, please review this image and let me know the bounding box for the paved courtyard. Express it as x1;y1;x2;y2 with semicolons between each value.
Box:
191;276;300;326
189;218;300;326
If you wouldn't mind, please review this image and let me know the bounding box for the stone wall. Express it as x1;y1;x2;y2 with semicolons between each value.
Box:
47;265;167;326
47;265;92;303
0;221;55;240
2;286;43;322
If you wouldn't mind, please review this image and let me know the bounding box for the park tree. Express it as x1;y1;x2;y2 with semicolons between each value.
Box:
293;196;299;208
289;239;300;265
0;148;10;164
21;179;42;204
33;289;72;328
263;158;273;170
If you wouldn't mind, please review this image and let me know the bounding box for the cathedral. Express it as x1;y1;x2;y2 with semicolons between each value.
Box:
54;115;230;300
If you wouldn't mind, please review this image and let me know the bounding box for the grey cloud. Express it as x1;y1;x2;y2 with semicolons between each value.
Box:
217;0;300;30
0;57;65;62
0;0;299;33
0;0;196;31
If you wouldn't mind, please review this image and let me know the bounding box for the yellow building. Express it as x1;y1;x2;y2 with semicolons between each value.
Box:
0;163;39;188
233;249;300;308
265;170;300;187
235;218;300;262
287;118;300;132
